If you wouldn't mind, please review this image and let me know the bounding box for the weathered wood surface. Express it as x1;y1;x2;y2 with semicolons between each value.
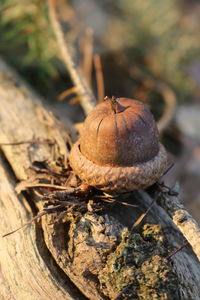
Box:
0;59;200;300
0;60;84;300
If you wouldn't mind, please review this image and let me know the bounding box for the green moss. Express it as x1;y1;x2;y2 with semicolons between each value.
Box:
98;224;179;299
142;223;164;243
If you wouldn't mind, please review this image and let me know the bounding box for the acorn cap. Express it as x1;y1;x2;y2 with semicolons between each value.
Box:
69;97;169;193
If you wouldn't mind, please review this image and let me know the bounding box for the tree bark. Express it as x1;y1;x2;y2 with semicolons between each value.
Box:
0;59;200;300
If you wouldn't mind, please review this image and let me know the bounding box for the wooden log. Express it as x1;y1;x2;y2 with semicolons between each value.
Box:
0;59;200;299
0;60;85;300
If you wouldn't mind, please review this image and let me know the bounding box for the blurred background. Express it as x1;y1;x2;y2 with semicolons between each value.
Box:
0;0;200;221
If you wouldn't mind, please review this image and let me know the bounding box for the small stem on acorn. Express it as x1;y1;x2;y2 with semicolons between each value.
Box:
104;96;126;114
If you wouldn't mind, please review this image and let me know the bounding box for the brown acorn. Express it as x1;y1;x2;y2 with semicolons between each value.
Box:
69;97;169;193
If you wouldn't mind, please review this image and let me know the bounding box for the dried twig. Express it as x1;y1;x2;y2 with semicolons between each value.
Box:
2;199;87;238
81;28;94;86
16;182;74;194
94;54;105;102
168;242;189;259
2;211;48;237
58;86;79;101
131;193;161;231
48;0;97;114
94;194;138;208
156;83;176;132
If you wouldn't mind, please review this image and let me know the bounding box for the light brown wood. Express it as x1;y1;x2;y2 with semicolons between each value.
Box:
0;58;200;300
0;153;77;300
0;59;84;300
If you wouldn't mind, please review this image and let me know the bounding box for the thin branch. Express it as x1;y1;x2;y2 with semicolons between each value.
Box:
2;211;47;237
58;86;78;101
94;54;105;102
81;28;94;86
15;183;74;194
2;200;86;237
156;83;177;132
131;193;160;231
26;183;73;190
168;242;189;259
48;0;97;115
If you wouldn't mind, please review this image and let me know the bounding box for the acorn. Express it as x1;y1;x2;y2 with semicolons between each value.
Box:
69;97;169;193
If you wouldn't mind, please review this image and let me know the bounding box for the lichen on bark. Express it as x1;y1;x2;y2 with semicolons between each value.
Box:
98;224;180;299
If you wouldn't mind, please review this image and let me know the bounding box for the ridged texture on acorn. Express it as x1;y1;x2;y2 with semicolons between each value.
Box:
80;98;159;166
69;142;168;193
69;97;169;193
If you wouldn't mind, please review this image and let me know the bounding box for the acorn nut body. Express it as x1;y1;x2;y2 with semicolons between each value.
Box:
69;97;169;193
